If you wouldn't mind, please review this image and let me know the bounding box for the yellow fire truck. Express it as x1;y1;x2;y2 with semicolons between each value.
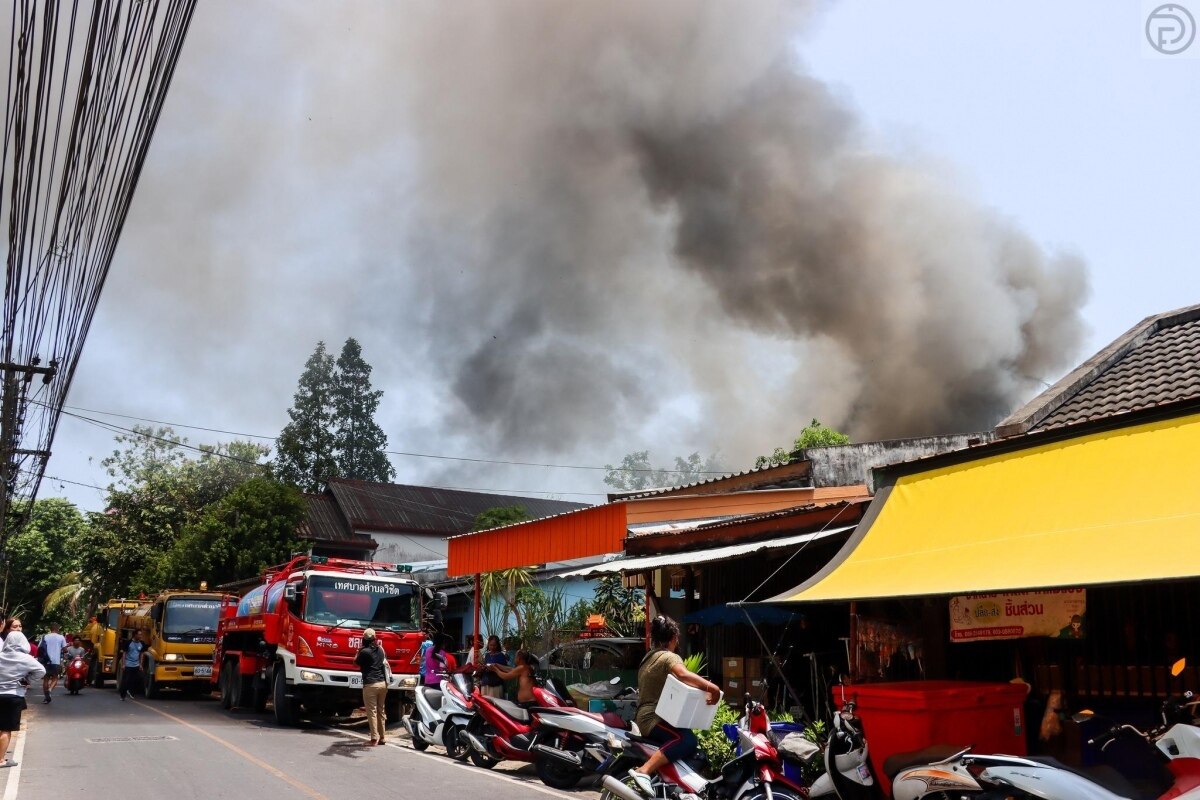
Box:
118;587;237;698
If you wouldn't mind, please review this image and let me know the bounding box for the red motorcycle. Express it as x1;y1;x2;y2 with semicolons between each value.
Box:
65;655;89;695
459;675;574;771
602;695;807;800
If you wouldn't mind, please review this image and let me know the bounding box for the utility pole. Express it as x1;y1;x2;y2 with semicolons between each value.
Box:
0;360;57;559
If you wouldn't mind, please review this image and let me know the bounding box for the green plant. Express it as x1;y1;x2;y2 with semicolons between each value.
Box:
696;702;742;774
799;718;828;781
683;652;708;675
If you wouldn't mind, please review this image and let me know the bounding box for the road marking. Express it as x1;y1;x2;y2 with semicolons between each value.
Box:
130;700;330;800
319;723;583;800
2;727;26;800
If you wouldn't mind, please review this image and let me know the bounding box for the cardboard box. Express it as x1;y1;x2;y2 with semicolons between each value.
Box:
745;658;764;679
723;677;743;702
659;673;722;728
724;657;745;677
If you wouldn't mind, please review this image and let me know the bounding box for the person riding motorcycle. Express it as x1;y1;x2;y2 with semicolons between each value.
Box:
629;615;721;796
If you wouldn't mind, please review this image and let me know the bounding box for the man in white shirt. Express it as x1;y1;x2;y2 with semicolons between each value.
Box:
39;624;66;703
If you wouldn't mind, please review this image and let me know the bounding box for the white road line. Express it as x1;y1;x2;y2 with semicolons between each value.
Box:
318;723;583;800
2;727;26;800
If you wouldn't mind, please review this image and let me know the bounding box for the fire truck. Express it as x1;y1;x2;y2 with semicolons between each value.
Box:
211;555;441;726
119;587;238;698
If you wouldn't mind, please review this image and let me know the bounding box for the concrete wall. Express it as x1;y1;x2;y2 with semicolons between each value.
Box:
799;431;995;492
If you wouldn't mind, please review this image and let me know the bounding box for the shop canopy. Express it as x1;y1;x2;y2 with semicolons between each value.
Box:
771;412;1200;603
558;526;855;578
684;603;804;626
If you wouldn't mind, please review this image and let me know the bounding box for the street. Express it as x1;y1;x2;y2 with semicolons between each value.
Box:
1;687;603;800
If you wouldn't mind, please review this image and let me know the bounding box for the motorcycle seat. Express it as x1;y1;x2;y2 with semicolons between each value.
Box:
492;698;531;723
884;744;969;780
1027;757;1155;800
421;687;443;710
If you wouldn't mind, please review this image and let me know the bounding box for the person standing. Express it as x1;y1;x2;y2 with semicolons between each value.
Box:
355;628;389;746
479;636;508;698
118;631;146;701
39;624;66;704
0;631;45;768
416;630;434;684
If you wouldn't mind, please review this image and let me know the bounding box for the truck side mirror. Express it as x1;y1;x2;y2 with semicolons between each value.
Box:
284;584;297;602
150;605;162;623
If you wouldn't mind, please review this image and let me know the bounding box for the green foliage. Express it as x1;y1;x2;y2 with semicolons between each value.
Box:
481;567;534;635
4;498;88;631
603;451;723;493
275;342;339;492
563;598;593;632
592;574;644;636
755;419;851;469
332;338;394;483
696;701;742;773
472;505;530;531
683;652;708;675
158;478;305;589
79;427;274;598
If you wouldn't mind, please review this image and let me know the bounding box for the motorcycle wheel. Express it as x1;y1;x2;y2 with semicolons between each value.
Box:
411;733;430;752
739;789;805;800
443;723;469;760
464;716;500;769
598;773;641;800
468;747;498;769
535;754;584;790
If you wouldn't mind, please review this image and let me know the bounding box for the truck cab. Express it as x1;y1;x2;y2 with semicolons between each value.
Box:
86;599;142;687
121;588;237;698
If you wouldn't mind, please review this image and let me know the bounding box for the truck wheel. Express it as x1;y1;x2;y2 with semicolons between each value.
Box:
385;692;402;723
272;668;300;727
143;660;161;699
219;664;235;709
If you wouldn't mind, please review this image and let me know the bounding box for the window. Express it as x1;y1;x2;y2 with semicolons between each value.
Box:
549;643;587;669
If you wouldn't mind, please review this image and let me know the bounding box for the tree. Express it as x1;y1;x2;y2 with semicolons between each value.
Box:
755;419;851;469
591;574;643;636
332;338;394;482
3;498;87;631
275;342;339;492
604;451;723;493
80;427;271;597
473;505;530;531
163;478;305;589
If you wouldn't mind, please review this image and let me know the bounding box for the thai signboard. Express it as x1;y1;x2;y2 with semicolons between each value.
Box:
949;589;1086;642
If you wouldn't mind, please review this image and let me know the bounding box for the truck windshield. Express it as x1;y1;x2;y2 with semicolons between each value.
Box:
163;598;222;640
303;576;417;631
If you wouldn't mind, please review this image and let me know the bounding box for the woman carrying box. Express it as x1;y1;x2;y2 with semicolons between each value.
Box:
629;615;720;796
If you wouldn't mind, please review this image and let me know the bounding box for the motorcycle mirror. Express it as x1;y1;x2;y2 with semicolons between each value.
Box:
1072;709;1096;723
1172;658;1187;677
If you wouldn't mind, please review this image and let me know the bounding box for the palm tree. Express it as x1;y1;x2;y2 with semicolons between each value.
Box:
42;571;94;616
480;567;533;635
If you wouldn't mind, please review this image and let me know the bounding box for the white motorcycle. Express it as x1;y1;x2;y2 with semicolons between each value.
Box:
808;700;878;799
402;672;474;758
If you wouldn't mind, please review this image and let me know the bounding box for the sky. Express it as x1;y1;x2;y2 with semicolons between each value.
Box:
36;1;1200;513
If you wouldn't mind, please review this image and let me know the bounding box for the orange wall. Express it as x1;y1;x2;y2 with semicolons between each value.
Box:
447;503;627;577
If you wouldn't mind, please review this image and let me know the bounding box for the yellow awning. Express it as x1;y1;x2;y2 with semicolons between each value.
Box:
773;412;1200;602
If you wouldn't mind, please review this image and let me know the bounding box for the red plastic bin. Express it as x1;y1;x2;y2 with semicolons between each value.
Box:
838;681;1027;794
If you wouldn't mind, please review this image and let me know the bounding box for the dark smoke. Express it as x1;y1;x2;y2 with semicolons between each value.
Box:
399;0;1088;445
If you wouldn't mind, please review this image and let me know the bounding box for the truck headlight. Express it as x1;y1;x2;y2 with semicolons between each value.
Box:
299;670;323;682
400;676;417;688
163;653;179;662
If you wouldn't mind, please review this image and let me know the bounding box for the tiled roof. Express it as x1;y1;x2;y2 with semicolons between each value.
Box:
997;303;1200;437
298;494;375;550
325;479;587;535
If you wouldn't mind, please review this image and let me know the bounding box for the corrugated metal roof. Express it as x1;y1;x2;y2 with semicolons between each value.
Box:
607;460;813;502
326;479;587;535
558;525;856;578
297;494;375;549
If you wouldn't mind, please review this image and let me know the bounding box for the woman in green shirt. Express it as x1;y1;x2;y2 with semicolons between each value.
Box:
629;616;720;796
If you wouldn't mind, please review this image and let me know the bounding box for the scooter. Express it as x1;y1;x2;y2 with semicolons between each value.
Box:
460;673;574;771
600;695;808;800
808;699;878;799
65;655;89;695
531;677;639;789
402;672;475;758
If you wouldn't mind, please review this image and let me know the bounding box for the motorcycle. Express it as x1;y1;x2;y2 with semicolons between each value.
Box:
530;677;640;789
600;694;808;800
65;655;89;695
402;672;475;759
460;673;575;772
808;699;878;799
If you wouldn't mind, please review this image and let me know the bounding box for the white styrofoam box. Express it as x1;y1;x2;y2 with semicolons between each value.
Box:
656;673;723;729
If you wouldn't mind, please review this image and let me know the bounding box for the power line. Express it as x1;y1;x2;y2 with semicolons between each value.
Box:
52;401;731;476
42;474;105;492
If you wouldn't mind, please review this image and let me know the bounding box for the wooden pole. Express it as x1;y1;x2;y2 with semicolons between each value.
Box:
473;573;482;666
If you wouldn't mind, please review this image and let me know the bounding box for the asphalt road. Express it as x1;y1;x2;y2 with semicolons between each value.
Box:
2;685;604;800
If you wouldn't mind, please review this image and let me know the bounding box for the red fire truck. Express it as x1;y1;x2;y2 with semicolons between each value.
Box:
211;555;443;726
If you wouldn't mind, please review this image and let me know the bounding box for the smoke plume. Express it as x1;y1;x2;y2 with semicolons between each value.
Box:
84;0;1089;486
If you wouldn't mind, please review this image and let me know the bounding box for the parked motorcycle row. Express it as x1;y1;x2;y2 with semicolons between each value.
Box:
402;664;1200;800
